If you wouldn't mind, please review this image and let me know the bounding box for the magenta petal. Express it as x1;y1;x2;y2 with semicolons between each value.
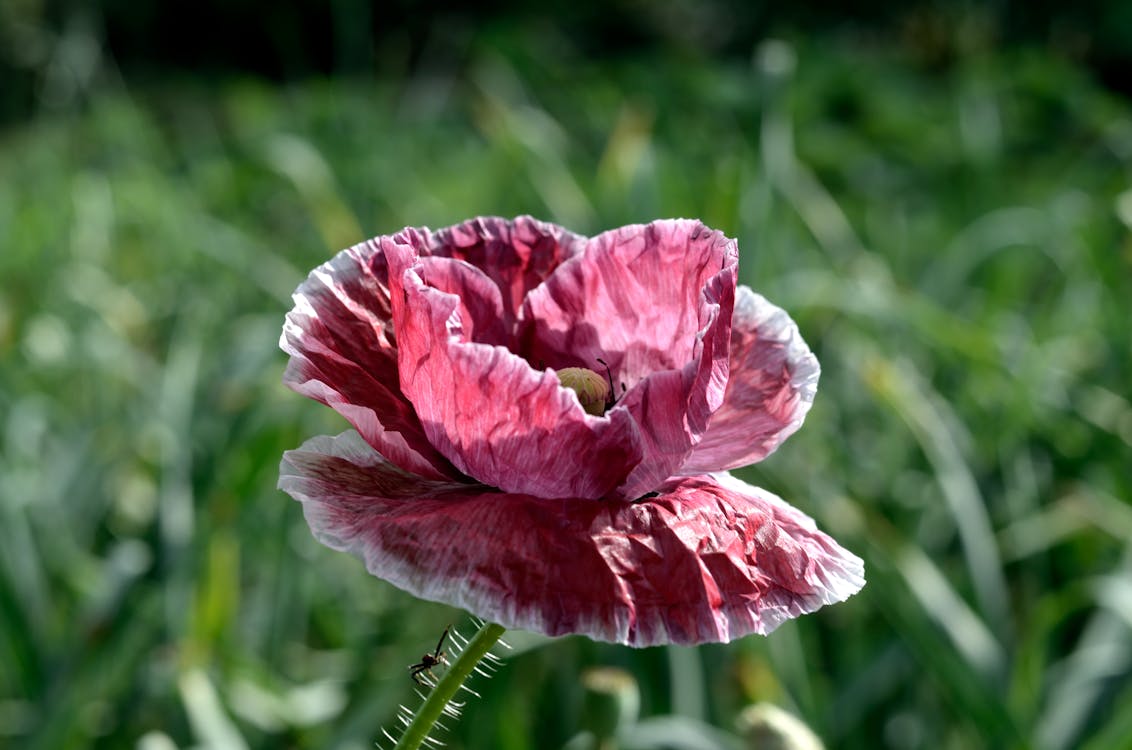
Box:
681;286;820;474
396;216;586;331
394;263;644;499
521;219;737;499
280;431;863;647
412;256;511;347
281;244;458;480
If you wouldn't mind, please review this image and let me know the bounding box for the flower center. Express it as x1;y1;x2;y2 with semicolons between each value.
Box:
556;367;612;416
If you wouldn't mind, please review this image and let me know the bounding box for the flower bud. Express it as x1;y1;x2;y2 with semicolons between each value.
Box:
736;703;824;750
556;367;612;416
580;667;640;742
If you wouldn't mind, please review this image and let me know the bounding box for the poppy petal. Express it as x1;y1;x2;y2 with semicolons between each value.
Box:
520;219;737;499
281;244;458;480
395;215;586;332
280;431;863;647
681;285;820;474
392;260;644;499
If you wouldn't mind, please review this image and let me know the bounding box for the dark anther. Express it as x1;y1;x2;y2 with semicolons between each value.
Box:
595;357;620;410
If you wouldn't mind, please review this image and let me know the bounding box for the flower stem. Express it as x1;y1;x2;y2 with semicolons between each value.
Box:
393;621;506;750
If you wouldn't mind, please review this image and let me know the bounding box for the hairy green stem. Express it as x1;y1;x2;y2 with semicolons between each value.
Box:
393;621;506;750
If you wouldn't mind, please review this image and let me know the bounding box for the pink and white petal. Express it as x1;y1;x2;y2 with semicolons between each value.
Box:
394;265;644;499
278;430;635;640
413;256;511;347
613;263;734;499
681;285;820;474
520;219;737;499
281;243;457;480
279;432;863;647
395;216;586;331
697;471;863;636
521;219;735;379
572;472;863;645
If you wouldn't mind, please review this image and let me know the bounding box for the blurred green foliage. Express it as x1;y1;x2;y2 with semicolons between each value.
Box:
2;15;1132;750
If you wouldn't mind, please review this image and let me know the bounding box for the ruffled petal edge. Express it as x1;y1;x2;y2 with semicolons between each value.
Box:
681;285;820;474
280;431;863;647
280;243;458;479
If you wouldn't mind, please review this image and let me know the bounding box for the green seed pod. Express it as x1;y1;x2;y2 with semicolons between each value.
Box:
556;367;612;416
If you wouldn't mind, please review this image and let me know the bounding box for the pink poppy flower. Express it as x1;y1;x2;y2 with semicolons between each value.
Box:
279;216;863;647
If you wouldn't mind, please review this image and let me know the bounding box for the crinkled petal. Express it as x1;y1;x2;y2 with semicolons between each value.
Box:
681;286;820;474
412;256;511;347
393;258;644;499
280;243;458;480
279;431;864;647
520;219;736;499
395;216;586;332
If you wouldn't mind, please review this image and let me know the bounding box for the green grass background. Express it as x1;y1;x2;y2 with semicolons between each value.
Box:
2;21;1132;750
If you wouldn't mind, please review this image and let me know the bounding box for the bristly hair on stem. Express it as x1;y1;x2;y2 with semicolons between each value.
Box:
378;620;509;750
